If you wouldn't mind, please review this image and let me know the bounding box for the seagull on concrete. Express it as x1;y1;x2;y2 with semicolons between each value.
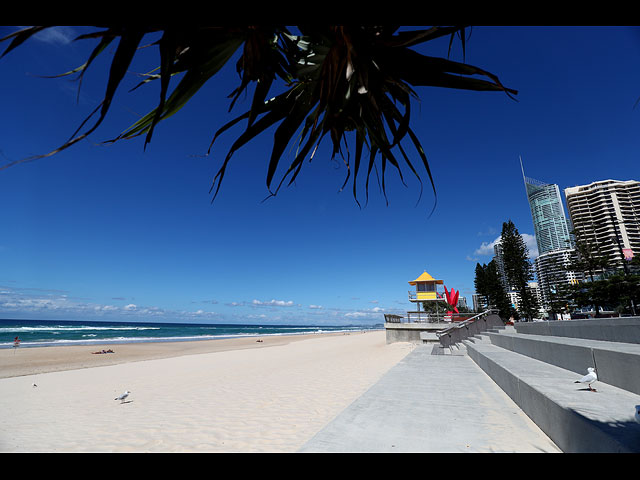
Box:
575;367;597;392
115;390;131;403
635;405;640;424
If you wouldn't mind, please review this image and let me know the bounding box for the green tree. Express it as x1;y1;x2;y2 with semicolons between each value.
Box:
420;300;448;314
631;255;640;272
603;273;639;315
571;278;613;314
474;261;513;319
570;229;609;282
0;26;516;208
500;220;540;321
541;252;576;320
569;229;610;316
546;281;577;319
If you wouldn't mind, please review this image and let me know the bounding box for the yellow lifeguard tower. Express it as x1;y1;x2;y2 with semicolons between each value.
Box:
384;270;448;341
408;270;443;303
407;271;444;321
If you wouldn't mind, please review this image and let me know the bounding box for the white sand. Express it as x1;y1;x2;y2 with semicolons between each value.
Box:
0;331;414;452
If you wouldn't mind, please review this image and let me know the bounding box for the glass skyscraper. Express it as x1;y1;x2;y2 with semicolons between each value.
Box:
520;157;579;315
521;158;572;255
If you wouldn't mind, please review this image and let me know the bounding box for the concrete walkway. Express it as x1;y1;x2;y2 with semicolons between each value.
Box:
299;344;561;453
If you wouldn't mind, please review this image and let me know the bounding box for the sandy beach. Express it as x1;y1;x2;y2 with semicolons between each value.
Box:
0;330;414;452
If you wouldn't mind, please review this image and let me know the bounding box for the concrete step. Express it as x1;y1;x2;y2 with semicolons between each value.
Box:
484;330;640;395
429;343;467;356
462;336;482;344
514;317;640;344
437;314;505;348
419;331;439;343
465;340;640;453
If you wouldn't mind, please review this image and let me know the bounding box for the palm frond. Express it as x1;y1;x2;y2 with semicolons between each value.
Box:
0;25;517;214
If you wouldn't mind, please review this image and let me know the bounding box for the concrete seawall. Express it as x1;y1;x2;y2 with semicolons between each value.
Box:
514;317;640;344
466;316;640;452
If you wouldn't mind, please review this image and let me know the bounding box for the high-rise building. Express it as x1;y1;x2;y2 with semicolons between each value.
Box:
492;241;509;290
492;241;543;316
472;294;487;312
521;158;572;255
564;179;640;273
503;281;545;318
534;249;583;309
457;296;468;310
520;158;581;314
528;281;544;312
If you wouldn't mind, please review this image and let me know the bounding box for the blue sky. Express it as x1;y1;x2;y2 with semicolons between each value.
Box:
1;26;639;325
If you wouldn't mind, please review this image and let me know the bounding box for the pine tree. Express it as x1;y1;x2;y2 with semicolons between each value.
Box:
501;220;540;321
570;229;609;282
474;261;513;319
474;263;488;305
541;252;575;320
568;229;610;317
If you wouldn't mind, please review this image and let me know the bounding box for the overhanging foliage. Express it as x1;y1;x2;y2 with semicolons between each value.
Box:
1;26;517;210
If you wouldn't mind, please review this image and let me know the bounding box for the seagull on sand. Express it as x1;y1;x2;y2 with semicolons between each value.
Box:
575;367;598;392
115;390;131;403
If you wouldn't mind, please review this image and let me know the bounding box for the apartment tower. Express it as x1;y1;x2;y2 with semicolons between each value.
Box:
564;179;640;273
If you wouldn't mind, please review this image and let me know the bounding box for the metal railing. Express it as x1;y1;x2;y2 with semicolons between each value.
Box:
383;314;404;323
436;309;502;347
384;311;480;324
435;309;495;335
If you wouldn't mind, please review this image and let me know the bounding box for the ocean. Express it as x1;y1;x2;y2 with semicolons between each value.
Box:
0;318;382;349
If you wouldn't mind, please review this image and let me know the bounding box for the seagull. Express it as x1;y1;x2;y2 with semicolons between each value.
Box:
575;367;598;392
115;390;131;403
635;405;640;424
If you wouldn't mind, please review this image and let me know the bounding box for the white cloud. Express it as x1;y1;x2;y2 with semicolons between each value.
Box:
344;311;370;318
0;285;211;321
344;306;385;318
95;305;119;312
309;304;323;309
477;226;498;237
252;299;294;307
139;307;166;316
521;233;539;259
474;236;501;256
30;26;76;45
473;234;539;260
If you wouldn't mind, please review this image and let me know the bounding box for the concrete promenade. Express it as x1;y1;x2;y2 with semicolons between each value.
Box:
299;344;561;453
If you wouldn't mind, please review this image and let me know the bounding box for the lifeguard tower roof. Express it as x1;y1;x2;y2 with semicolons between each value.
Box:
408;271;443;285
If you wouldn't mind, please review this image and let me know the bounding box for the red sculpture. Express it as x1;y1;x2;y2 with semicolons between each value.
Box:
444;286;459;315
